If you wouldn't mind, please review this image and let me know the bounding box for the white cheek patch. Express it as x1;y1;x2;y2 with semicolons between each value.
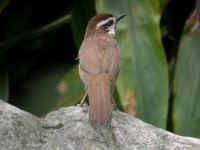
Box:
106;24;115;35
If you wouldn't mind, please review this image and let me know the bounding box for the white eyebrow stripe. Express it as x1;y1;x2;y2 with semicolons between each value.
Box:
96;18;113;29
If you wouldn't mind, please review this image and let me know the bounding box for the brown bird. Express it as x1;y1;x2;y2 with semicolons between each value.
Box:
78;14;126;127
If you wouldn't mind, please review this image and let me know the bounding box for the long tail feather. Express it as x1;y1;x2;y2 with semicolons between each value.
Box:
87;73;112;127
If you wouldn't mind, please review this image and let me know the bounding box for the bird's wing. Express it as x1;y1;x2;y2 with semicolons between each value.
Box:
78;39;121;85
100;43;121;85
78;43;102;76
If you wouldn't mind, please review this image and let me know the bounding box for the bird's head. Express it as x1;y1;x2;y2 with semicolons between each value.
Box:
85;14;126;38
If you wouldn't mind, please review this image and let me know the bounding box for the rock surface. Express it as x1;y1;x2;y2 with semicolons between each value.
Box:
0;99;200;150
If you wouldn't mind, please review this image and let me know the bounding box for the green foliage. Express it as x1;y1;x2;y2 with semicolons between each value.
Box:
0;0;199;138
96;0;168;128
174;28;200;137
70;0;96;48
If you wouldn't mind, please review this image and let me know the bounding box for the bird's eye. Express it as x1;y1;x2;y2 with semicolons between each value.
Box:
105;19;114;26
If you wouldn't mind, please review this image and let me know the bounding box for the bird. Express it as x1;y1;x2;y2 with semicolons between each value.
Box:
77;14;126;127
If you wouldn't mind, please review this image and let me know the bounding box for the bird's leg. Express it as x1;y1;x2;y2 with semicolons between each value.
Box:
112;97;117;110
111;87;117;110
79;92;87;107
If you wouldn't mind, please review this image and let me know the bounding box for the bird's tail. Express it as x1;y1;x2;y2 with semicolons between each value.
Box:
87;73;112;127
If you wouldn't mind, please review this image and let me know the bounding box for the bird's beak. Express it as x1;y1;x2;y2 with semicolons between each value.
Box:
116;14;126;22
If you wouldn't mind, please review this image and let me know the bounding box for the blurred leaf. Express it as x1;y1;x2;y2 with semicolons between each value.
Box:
25;14;71;41
160;0;171;14
173;29;200;138
0;0;10;13
53;64;84;110
13;62;69;116
125;90;136;116
160;0;170;9
0;14;71;54
5;15;71;82
70;0;96;48
96;0;169;128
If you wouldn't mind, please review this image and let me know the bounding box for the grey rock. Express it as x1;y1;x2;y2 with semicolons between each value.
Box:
0;99;200;150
